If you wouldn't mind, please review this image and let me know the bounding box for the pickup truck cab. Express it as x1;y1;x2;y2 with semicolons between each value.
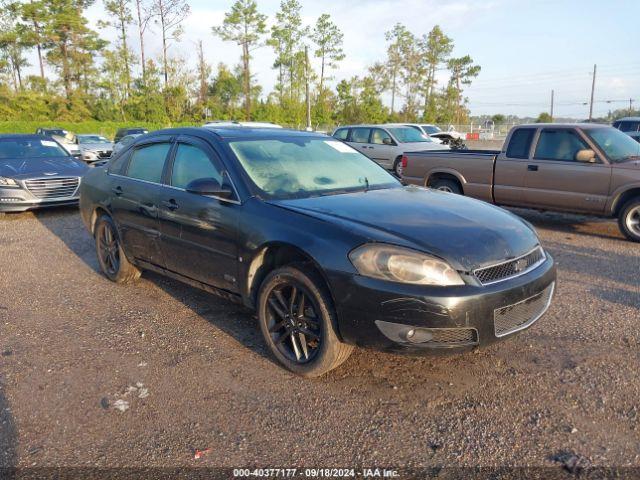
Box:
402;123;640;242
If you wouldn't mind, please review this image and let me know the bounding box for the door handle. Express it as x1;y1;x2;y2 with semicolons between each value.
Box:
112;186;123;195
162;199;179;211
527;164;539;171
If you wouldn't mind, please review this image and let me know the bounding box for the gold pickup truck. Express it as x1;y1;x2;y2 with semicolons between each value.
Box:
401;123;640;242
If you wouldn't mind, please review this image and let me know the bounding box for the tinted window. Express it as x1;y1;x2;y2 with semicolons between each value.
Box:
387;127;432;143
126;143;171;183
534;129;589;162
333;128;349;140
171;144;223;189
350;128;371;143
371;128;393;145
506;128;535;158
614;121;640;133
422;125;441;135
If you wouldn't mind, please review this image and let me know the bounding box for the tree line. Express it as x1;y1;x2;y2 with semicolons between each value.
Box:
0;0;481;128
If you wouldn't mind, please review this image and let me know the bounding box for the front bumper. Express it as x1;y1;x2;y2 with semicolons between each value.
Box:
329;254;556;353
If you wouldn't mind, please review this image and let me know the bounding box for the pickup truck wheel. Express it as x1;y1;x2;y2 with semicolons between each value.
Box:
257;264;354;377
431;178;462;195
618;198;640;242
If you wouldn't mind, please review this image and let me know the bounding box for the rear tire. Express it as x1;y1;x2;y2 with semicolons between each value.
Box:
392;156;403;177
618;198;640;242
430;178;462;195
94;214;141;283
257;264;354;377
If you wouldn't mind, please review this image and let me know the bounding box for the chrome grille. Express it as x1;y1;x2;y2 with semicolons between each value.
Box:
97;150;112;158
475;247;546;285
24;177;80;199
494;283;554;337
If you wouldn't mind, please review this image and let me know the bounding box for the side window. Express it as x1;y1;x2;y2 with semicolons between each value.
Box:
351;128;371;143
126;143;171;183
171;143;223;189
506;128;535;158
371;128;393;145
534;129;589;162
108;149;132;175
333;128;349;140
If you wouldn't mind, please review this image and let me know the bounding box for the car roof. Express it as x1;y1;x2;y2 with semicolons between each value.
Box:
146;126;326;141
516;123;612;129
616;117;640;122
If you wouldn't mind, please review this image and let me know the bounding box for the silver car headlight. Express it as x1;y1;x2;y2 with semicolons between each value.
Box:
83;151;98;160
349;244;465;286
0;176;19;188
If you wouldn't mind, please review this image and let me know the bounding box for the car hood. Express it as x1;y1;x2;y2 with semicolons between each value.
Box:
270;186;539;271
0;156;88;179
401;142;449;151
80;143;113;152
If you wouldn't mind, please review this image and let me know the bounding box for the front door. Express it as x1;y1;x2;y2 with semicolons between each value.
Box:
522;128;612;213
369;128;397;169
109;140;173;267
157;137;239;292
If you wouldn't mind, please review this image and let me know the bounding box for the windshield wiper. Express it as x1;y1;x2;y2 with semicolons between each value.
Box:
363;177;370;192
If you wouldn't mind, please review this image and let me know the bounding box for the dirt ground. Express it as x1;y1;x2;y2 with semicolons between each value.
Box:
0;206;638;475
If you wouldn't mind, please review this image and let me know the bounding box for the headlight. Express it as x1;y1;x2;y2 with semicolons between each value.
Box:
349;244;465;286
0;176;19;187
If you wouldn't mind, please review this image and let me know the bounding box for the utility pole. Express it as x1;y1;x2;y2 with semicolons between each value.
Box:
630;98;634;117
588;64;596;122
550;89;554;122
304;45;311;131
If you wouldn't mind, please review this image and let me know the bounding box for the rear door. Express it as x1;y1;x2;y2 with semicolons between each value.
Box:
522;128;612;213
368;128;396;168
108;138;173;267
346;128;377;162
493;127;536;206
157;136;240;292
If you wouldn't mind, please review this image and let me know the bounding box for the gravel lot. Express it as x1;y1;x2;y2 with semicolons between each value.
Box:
0;206;638;473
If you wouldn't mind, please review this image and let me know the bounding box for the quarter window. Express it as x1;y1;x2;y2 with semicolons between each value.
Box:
126;143;171;183
534;129;590;162
171;144;223;189
350;128;371;143
506;128;535;158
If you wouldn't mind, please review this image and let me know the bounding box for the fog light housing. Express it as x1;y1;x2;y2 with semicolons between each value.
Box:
0;197;23;202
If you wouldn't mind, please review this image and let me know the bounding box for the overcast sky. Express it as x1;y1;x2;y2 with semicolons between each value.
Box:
77;0;639;118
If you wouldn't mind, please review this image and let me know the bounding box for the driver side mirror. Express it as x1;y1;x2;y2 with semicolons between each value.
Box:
575;149;597;163
382;137;394;145
185;178;233;199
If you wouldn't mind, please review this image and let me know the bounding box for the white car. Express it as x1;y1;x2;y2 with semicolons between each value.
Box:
332;124;448;176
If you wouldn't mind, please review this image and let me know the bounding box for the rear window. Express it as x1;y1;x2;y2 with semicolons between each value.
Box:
333;128;349;140
506;128;535;158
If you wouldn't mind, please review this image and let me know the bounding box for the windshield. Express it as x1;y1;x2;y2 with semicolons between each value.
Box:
613;121;640;133
78;135;110;144
586;127;640;163
44;129;67;136
422;125;441;135
387;127;432;143
228;137;400;199
0;138;69;159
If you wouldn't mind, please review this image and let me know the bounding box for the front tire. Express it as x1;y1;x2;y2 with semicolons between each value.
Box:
618;198;640;242
94;214;141;283
257;265;354;377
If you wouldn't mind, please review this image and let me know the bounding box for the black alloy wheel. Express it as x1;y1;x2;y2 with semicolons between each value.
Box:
97;219;120;276
266;282;322;363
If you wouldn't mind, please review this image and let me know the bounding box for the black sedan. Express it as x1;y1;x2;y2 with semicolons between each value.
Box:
79;127;556;376
0;134;88;213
